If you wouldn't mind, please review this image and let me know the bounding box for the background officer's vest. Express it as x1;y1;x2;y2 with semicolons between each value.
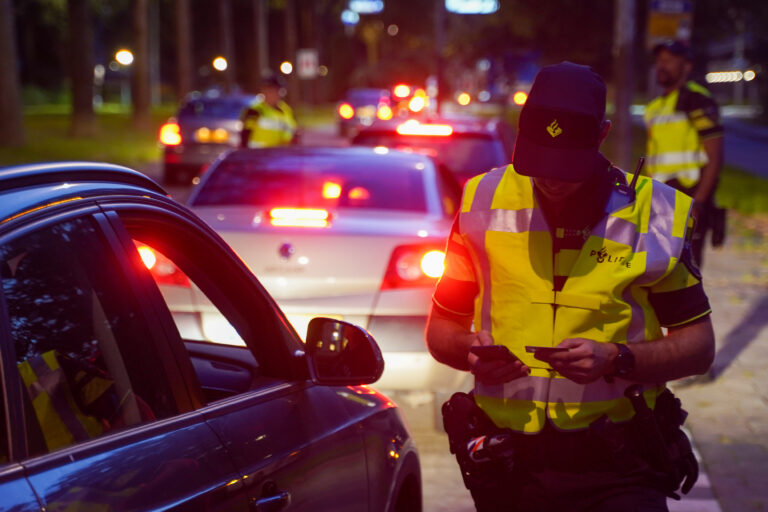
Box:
644;81;710;188
244;100;296;148
459;165;693;433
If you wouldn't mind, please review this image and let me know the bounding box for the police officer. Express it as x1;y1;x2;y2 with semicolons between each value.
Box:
240;73;297;148
427;62;715;512
645;40;724;267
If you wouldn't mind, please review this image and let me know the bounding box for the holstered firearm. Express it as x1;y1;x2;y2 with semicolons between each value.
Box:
624;385;699;498
441;392;514;491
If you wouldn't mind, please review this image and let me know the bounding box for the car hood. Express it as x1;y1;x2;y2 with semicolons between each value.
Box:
192;206;451;302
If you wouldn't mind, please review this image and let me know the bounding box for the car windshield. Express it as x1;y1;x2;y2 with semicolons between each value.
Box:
178;98;249;119
192;155;428;212
353;132;507;182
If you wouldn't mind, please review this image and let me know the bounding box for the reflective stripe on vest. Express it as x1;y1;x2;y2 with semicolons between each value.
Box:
245;100;296;148
18;351;103;451
644;85;708;188
458;165;692;432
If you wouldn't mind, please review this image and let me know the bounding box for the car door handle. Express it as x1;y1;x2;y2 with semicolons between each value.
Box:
251;490;290;512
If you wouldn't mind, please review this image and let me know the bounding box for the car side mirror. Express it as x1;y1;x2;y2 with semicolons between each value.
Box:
305;317;384;385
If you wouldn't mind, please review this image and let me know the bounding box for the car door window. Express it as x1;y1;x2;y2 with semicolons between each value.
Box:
113;209;300;404
0;217;178;457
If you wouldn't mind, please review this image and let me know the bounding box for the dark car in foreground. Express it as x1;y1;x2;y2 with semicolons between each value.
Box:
160;90;257;185
351;115;515;185
0;162;421;511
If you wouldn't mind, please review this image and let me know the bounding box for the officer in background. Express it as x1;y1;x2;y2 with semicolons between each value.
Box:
644;40;725;267
427;62;715;511
240;73;297;148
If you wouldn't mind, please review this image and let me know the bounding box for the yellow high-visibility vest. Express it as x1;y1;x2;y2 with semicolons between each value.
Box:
459;165;693;432
18;351;107;451
644;81;710;188
243;100;297;148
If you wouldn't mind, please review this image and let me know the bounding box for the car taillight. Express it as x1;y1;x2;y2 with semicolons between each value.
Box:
381;244;445;290
159;121;182;146
377;104;393;120
194;127;229;143
457;92;471;106
396;119;453;136
268;207;330;228
338;103;355;120
136;244;190;287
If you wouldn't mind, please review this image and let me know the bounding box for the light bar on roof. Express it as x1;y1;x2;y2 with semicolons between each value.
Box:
396;120;453;136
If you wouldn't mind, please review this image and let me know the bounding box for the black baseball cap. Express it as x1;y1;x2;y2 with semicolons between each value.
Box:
652;40;693;61
512;61;607;183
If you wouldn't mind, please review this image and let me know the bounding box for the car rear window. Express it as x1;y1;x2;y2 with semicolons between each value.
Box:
346;90;389;105
192;156;428;212
353;132;507;182
178;98;250;119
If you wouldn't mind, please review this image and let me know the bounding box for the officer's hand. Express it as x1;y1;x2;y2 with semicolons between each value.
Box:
467;331;530;385
532;338;614;384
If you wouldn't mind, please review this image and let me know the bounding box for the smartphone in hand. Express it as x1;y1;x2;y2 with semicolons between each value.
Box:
470;345;519;362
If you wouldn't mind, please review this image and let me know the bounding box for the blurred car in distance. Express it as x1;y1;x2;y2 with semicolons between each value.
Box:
0;161;421;511
159;89;257;185
337;87;393;137
184;146;468;394
351;115;515;186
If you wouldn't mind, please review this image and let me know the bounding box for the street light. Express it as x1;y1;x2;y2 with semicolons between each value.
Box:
280;61;293;75
213;56;228;71
114;49;134;107
115;49;134;66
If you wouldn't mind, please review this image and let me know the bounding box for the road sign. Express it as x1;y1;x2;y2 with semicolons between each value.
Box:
647;0;693;47
297;49;318;79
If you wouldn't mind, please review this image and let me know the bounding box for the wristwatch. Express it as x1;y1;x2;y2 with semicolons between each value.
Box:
611;343;635;377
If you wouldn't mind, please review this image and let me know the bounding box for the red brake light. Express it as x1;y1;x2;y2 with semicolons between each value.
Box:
381;244;445;290
136;244;190;287
269;207;330;228
396;120;453;137
159;121;182;146
338;103;355;120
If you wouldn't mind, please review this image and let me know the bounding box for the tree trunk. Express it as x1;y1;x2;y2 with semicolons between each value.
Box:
247;0;268;94
68;0;96;136
175;0;193;100
132;0;151;129
284;0;298;104
219;0;235;92
0;0;26;146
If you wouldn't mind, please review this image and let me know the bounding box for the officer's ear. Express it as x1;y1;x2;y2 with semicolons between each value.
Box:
598;120;612;146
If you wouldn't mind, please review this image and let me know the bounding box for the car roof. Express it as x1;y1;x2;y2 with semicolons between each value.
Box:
220;145;436;164
0;162;167;225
